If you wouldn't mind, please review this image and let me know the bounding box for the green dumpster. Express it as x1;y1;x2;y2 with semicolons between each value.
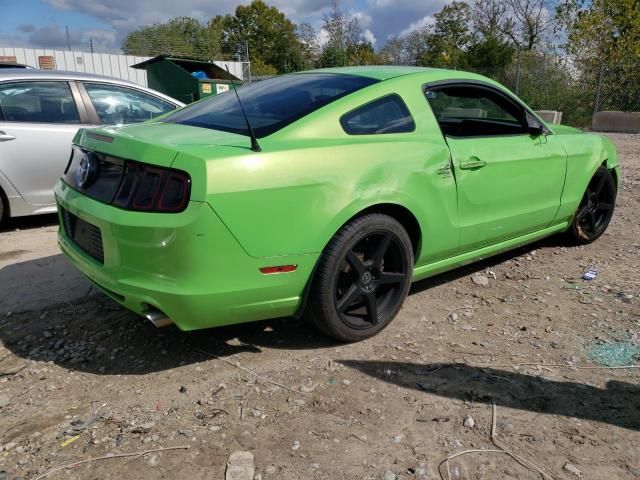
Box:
131;55;242;104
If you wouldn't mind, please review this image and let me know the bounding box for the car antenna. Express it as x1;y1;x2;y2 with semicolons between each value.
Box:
225;66;261;152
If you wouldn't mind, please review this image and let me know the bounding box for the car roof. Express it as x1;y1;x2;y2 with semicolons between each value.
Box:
0;68;184;105
0;68;149;85
300;65;494;83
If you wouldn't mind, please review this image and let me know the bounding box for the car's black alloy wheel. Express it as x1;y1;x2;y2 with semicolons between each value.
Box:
569;166;616;244
309;214;413;342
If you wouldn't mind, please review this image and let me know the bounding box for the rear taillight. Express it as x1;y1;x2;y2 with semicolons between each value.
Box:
113;161;191;213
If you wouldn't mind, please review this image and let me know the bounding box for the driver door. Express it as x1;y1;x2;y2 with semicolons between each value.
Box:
425;84;566;252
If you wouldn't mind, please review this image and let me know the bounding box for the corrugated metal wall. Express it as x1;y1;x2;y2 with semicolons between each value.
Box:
0;47;151;86
0;48;245;86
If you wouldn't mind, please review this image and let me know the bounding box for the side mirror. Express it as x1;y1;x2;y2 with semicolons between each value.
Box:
526;112;546;137
528;124;545;137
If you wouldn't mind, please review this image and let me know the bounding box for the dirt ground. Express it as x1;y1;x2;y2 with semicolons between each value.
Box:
1;133;639;480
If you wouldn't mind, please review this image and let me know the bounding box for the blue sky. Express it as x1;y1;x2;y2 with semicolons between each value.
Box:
0;0;450;52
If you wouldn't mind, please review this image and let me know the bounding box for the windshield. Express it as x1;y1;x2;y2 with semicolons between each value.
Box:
162;73;378;138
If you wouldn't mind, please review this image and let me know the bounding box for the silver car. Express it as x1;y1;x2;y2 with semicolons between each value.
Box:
0;69;183;223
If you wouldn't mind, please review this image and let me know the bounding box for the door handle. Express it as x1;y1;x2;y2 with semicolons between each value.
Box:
0;131;16;142
459;158;487;170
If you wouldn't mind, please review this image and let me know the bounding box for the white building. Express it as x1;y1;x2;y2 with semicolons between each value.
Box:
0;47;245;87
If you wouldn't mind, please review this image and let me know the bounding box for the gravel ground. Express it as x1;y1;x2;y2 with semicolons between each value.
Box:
0;133;639;480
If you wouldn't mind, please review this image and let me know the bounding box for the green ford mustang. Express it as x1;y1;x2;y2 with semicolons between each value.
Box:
55;66;619;341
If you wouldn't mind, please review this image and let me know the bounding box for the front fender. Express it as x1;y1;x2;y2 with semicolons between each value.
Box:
554;133;619;222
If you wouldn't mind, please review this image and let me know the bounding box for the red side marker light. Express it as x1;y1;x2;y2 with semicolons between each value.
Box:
259;265;298;274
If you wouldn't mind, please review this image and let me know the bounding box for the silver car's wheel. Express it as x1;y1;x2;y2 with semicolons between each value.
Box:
0;188;7;226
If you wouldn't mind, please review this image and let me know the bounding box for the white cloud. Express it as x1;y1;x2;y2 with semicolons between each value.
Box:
317;27;329;47
363;29;376;46
398;15;434;37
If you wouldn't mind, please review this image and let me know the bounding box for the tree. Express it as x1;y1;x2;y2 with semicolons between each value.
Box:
379;35;406;64
556;0;640;114
224;0;304;73
123;17;213;57
502;0;556;50
297;22;320;68
318;1;367;67
557;0;640;63
465;36;514;68
420;2;475;67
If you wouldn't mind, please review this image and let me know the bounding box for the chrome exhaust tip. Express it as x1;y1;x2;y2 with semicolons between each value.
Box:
143;309;173;328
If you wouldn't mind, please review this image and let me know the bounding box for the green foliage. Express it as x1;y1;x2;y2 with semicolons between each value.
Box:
122;0;309;74
122;17;214;58
224;0;305;73
318;1;383;68
557;0;640;63
419;1;475;68
556;0;640;115
465;37;514;69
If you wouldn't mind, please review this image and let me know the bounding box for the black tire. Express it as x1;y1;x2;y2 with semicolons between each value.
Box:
567;166;616;244
308;214;414;342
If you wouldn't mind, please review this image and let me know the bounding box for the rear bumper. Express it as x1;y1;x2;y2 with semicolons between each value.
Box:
54;180;316;330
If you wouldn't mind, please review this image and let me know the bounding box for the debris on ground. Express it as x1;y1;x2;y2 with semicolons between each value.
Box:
463;414;475;428
589;339;640;367
564;462;584;479
471;274;489;286
225;451;255;480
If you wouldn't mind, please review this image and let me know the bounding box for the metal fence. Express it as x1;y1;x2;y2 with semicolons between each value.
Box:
467;56;640;127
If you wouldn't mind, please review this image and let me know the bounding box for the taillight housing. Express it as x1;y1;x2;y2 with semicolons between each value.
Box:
113;161;191;213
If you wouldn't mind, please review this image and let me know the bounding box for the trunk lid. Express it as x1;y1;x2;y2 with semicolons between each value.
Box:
76;122;249;167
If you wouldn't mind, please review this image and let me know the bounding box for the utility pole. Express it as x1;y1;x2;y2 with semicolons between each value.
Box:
65;25;71;51
90;37;94;53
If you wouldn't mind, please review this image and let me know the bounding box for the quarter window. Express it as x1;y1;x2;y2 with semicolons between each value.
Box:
83;83;176;125
425;85;527;137
0;81;79;124
341;94;415;135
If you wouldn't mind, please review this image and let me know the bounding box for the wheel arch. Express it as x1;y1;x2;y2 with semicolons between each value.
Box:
346;203;422;258
294;202;422;321
0;184;9;221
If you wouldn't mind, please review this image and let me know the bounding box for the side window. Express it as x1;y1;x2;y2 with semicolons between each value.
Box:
83;83;177;125
0;81;79;124
425;85;527;137
341;94;415;135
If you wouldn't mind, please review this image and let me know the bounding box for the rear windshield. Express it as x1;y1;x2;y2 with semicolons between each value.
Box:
162;73;378;138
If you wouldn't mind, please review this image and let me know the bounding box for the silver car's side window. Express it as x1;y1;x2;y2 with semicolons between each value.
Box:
0;81;80;124
82;83;176;125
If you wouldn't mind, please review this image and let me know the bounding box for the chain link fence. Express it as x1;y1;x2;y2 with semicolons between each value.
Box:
467;55;640;127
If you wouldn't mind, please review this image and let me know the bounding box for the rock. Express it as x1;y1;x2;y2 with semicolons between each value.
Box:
225;451;255;480
463;415;475;428
265;465;277;474
381;469;397;480
563;463;583;479
0;394;10;408
130;421;155;434
471;274;489;286
392;434;404;444
291;440;300;450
